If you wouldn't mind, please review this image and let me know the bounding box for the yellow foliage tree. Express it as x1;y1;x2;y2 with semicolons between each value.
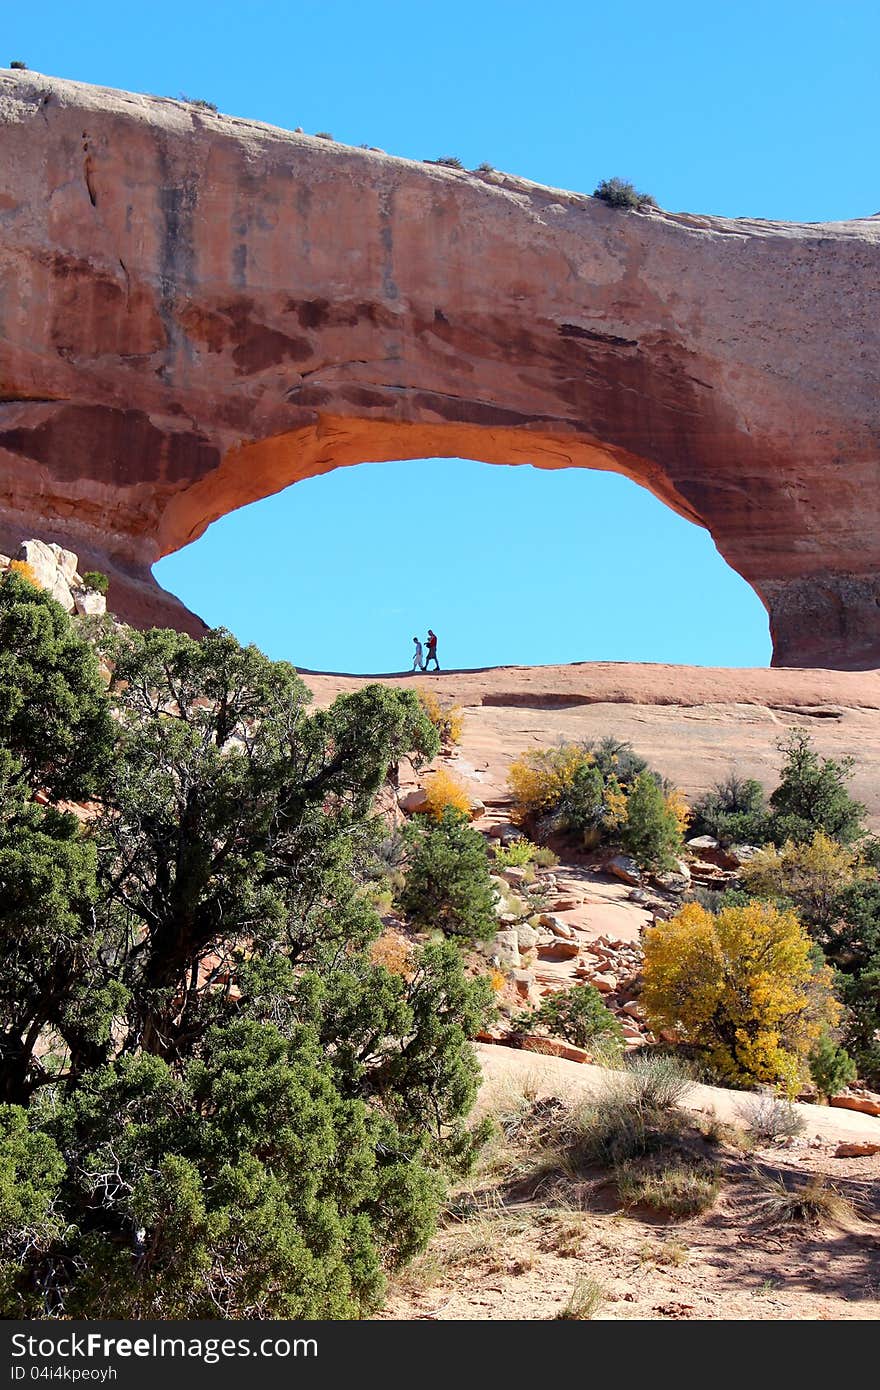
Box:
506;744;593;823
741;830;870;932
422;767;473;820
642;900;840;1093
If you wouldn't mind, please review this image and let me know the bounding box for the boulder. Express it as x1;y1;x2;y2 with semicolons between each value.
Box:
515;923;540;952
18;539;58;589
829;1091;880;1118
605;855;641;886
49;573;75;612
727;844;764;867
491;928;521;969
500;866;528;887
537;939;580;961
539;913;576;940
834;1141;880;1158
73;587;107;617
517;1035;590;1064
398;788;429;815
651;869;690;895
511;970;534;1001
590;972;618;993
51;543;79;583
621;1001;645;1020
687;834;720;854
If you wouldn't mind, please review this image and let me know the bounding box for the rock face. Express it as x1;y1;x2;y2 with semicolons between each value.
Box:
0;72;879;665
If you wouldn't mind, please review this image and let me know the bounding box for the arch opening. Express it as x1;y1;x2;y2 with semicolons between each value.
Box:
154;455;771;672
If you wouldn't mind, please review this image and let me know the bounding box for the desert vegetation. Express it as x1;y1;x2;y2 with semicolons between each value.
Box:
593;176;657;210
1;557;878;1321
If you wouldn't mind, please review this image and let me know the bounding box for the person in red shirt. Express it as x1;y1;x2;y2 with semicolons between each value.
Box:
424;629;440;672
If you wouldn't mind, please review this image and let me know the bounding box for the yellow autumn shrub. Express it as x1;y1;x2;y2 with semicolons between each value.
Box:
415;687;464;745
642;900;840;1093
422;767;473;820
370;931;414;978
8;559;39;587
602;776;628;832
741;830;871;931
664;787;690;838
507;744;593;823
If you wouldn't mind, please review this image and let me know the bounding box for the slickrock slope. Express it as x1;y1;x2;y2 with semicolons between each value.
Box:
304;662;880;828
1;73;879;664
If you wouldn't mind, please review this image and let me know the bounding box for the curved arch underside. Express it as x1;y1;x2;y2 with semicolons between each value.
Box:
0;73;879;667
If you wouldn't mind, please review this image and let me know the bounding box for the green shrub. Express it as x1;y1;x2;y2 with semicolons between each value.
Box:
182;95;218;113
808;1031;857;1100
691;773;768;846
475;161;494;173
399;806;497;941
427;155;463;168
593;177;657;210
622;771;682;871
557;760;605;834
587;736;649;784
10;60;27;70
81;570;110;596
525;984;624;1054
315;131;335;140
531;845;560;868
493;839;535;867
769;730;866;846
493;838;558;870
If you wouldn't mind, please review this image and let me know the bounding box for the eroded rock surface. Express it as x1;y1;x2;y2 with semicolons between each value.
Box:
1;73;878;664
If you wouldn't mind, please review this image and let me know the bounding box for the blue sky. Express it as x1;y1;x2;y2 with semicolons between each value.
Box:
8;2;878;671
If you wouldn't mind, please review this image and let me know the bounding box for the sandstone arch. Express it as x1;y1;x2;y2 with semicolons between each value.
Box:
1;73;878;666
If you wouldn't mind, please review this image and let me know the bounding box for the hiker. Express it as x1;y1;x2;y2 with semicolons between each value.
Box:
424;629;440;672
411;636;424;672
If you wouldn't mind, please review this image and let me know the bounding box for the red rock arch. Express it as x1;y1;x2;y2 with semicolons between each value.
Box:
1;73;878;667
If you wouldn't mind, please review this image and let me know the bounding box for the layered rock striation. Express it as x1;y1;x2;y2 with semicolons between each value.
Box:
1;72;878;664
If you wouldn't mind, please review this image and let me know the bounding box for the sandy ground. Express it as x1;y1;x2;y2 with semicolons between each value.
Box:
476;1045;880;1143
380;1047;880;1322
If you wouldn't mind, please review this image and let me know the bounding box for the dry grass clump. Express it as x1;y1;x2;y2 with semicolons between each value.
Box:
736;1093;807;1144
615;1158;720;1218
696;1107;754;1150
562;1054;695;1171
638;1239;689;1267
751;1173;853;1230
535;1207;592;1257
555;1275;605;1320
